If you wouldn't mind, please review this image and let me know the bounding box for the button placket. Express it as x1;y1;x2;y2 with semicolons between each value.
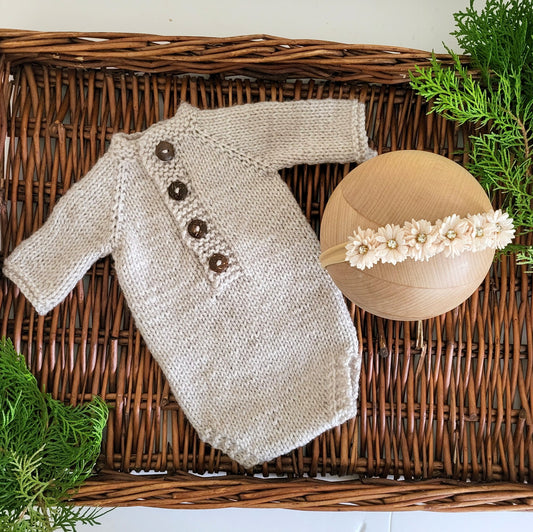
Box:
153;138;242;290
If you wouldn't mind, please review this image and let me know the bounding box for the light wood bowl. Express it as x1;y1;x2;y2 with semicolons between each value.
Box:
320;150;494;321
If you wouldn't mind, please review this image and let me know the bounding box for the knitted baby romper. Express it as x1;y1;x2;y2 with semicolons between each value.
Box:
3;99;376;467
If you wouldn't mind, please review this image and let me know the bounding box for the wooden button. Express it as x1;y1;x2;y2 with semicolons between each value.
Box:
167;180;188;201
209;253;229;273
155;141;175;161
187;219;208;239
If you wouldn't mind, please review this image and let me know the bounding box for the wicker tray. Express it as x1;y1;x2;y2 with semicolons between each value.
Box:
1;30;532;511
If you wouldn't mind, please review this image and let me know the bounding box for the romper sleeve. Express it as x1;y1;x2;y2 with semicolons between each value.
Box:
2;146;121;316
193;98;377;170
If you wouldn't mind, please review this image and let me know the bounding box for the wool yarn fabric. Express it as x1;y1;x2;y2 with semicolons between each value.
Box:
3;99;376;467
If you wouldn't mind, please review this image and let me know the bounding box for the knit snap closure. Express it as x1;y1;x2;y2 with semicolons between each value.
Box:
167;180;188;201
187;219;208;239
208;253;229;273
155;141;175;161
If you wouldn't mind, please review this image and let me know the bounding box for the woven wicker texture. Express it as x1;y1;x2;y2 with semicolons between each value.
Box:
1;30;532;511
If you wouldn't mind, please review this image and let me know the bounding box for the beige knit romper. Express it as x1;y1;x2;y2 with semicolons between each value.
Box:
3;99;376;467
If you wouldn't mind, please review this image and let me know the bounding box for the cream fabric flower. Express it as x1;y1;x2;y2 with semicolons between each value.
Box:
485;209;515;249
438;214;471;258
375;224;408;265
403;218;442;261
467;212;494;251
345;227;380;270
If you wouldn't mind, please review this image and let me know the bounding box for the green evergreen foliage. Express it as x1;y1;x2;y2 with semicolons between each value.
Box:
409;0;533;267
0;337;110;531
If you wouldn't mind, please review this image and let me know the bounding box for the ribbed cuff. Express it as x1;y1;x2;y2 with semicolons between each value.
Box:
3;258;51;315
352;100;377;163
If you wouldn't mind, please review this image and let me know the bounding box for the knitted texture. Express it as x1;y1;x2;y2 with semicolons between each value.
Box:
3;99;376;467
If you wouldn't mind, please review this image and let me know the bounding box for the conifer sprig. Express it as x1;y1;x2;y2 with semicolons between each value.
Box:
410;0;533;267
0;337;110;531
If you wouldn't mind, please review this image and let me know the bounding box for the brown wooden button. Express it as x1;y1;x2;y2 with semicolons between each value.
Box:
156;141;175;161
167;180;188;201
208;253;229;273
187;219;208;239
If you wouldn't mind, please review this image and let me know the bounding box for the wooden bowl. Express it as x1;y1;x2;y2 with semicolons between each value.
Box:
319;150;494;321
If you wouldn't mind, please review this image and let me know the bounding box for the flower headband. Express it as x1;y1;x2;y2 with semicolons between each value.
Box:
319;209;515;270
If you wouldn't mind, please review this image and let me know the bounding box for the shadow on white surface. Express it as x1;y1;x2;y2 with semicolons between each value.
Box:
75;507;391;532
76;506;533;532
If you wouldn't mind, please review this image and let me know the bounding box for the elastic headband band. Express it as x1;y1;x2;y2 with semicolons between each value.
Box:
319;209;514;270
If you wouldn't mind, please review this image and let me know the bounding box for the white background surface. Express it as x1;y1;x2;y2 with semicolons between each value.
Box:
3;0;533;530
1;0;483;52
